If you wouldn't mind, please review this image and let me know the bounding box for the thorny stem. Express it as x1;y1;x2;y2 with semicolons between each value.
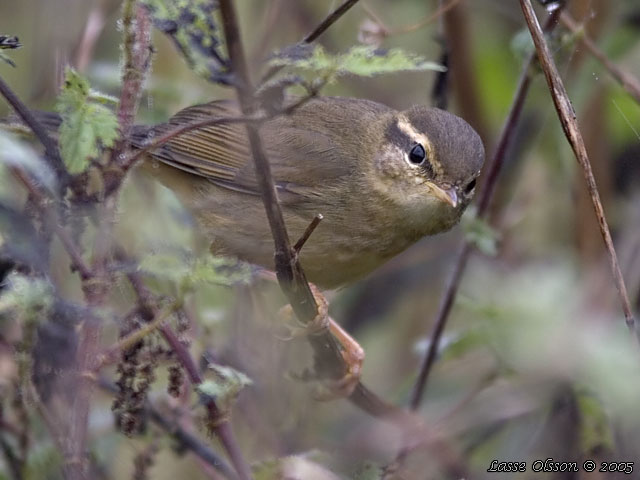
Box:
409;8;563;411
519;0;636;335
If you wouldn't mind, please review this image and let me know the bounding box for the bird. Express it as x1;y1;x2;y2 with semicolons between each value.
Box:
133;96;485;289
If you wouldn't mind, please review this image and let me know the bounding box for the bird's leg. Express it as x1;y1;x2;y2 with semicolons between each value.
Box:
278;284;364;399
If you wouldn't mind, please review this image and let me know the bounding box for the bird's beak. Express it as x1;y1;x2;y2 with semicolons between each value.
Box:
429;182;458;208
428;183;458;208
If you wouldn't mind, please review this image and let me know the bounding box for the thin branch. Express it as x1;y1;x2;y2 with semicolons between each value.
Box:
520;0;636;334
120;92;320;172
220;0;408;422
408;8;563;411
0;75;69;188
363;0;461;37
94;301;180;370
293;214;323;253
303;0;362;43
97;378;237;479
219;0;344;373
560;12;640;105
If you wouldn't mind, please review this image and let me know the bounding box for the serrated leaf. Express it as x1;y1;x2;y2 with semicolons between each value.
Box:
141;0;229;83
462;208;500;256
197;364;252;410
55;68;119;174
270;44;445;81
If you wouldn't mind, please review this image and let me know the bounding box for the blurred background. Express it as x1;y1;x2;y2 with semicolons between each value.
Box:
1;0;640;478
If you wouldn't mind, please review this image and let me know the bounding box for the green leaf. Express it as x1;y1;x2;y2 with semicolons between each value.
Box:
197;364;252;411
55;68;119;174
270;44;445;82
461;207;500;256
141;0;229;83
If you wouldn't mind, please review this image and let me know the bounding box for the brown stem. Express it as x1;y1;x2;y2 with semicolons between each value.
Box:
519;0;636;334
303;0;362;43
0;75;69;188
560;12;640;105
409;8;563;411
293;214;323;253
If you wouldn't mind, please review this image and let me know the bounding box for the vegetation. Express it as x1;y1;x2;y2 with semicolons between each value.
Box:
0;0;639;479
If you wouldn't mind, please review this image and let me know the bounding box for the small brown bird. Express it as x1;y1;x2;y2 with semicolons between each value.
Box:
134;96;484;289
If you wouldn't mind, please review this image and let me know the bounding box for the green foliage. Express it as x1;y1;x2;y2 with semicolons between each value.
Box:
269;44;445;83
141;0;228;83
197;364;252;411
55;68;119;174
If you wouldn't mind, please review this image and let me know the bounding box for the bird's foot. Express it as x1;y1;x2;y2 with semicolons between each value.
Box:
278;284;364;399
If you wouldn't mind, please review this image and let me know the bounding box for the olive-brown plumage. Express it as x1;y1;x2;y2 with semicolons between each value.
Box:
135;97;484;288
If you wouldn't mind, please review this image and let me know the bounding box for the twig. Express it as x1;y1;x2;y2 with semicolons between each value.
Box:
364;0;461;37
560;12;640;105
120;93;320;172
94;301;181;370
408;8;563;411
123;265;253;480
519;0;636;334
260;0;361;84
0;75;69;188
219;0;344;373
303;0;362;43
220;0;409;422
293;214;323;253
96;378;237;479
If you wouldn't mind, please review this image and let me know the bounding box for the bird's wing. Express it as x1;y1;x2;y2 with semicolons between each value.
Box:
139;100;358;203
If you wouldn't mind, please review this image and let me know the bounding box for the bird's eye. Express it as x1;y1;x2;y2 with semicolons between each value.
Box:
408;144;426;165
464;178;477;194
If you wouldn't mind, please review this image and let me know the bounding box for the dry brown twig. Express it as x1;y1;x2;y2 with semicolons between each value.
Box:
560;12;640;105
361;0;461;37
519;0;636;337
